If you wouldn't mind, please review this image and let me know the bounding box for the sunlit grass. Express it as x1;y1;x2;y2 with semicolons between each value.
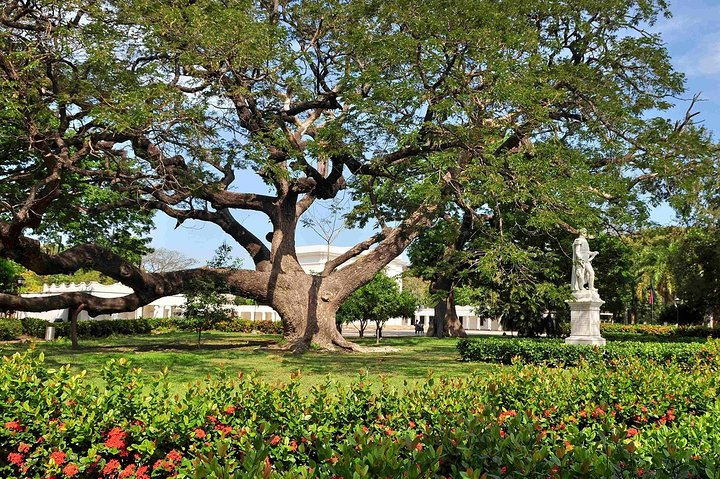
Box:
0;332;492;390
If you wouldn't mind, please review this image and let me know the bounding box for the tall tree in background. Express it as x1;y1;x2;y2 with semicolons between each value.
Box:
668;227;720;323
0;0;715;351
142;248;197;273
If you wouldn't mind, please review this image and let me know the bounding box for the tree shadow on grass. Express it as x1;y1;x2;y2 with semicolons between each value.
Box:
275;337;479;381
69;339;277;354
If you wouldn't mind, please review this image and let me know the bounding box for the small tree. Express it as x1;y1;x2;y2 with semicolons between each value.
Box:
179;244;239;344
180;280;231;345
337;273;418;342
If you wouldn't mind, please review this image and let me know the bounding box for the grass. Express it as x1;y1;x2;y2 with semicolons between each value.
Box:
0;332;492;390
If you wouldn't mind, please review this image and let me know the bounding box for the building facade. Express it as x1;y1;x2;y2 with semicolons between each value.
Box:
18;245;497;330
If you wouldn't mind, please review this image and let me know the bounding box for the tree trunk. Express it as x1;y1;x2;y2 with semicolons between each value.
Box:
271;274;360;352
69;305;81;350
426;277;467;338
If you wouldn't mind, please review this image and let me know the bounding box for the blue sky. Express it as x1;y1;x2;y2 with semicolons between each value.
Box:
149;0;720;265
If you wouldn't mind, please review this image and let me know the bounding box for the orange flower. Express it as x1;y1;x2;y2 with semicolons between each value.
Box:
62;463;79;477
104;427;127;449
50;451;67;466
270;435;282;446
194;428;207;439
119;464;136;478
5;421;23;432
626;428;639;438
7;452;24;466
102;459;121;476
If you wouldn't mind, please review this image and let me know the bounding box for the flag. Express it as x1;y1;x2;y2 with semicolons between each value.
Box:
648;281;655;305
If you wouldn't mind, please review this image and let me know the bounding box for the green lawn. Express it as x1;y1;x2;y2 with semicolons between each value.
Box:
0;332;491;389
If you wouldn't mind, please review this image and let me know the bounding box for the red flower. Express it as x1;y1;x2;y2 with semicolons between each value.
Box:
119;464;136;478
270;435;282;446
498;410;517;423
214;424;232;435
104;427;128;450
63;463;80;477
194;428;207;439
289;440;298;452
166;450;182;463
362;426;369;434
135;466;150;479
18;443;31;453
384;427;394;436
5;420;23;432
626;428;639;438
103;459;121;476
50;451;67;466
499;429;506;439
408;420;416;429
501;466;507;475
7;452;24;466
414;442;423;452
224;405;236;415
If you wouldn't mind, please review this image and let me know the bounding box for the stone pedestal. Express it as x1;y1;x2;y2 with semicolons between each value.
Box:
565;291;606;346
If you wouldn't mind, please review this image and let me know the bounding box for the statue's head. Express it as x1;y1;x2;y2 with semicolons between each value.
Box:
578;228;587;236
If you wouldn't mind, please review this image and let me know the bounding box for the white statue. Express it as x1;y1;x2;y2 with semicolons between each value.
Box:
571;228;598;292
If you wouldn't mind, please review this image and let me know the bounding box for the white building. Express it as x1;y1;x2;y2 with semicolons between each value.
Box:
18;245;496;330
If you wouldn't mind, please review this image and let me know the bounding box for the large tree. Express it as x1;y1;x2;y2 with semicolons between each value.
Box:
0;0;714;351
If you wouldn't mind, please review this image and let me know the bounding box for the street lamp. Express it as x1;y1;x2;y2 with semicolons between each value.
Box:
674;297;681;325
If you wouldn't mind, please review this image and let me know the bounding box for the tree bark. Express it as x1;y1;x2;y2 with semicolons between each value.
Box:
69;304;83;350
426;276;467;338
269;274;360;352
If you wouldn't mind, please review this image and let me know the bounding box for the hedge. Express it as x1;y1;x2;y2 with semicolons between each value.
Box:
457;337;720;366
600;323;719;338
15;317;283;340
20;317;154;339
0;319;22;341
2;351;720;478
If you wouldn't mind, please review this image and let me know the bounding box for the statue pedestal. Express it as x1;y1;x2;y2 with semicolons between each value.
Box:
565;291;606;346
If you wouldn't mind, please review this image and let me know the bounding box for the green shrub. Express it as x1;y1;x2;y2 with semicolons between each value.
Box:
600;323;719;338
214;319;283;334
1;351;720;478
0;319;22;340
20;317;153;339
457;337;720;367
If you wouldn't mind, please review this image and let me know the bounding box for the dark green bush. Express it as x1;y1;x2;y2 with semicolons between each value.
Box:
20;317;153;339
457;337;719;366
0;319;22;340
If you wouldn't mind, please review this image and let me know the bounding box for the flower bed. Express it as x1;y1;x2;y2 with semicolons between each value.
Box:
457;337;720;367
2;351;720;477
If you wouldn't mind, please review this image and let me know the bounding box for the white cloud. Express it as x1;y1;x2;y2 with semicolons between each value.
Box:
676;38;720;77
